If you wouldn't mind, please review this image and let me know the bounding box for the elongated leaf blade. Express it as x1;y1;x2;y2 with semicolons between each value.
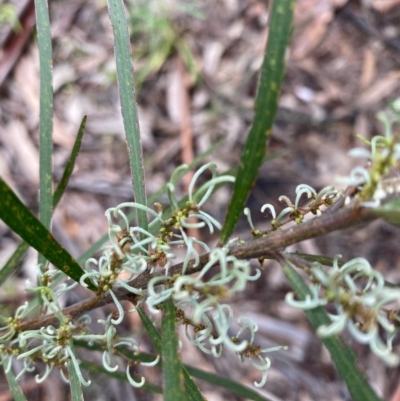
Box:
4;367;27;401
219;0;295;244
162;298;185;400
0;241;29;287
53;116;87;207
34;0;53;265
107;0;147;231
0;178;96;291
137;307;205;401
183;365;273;401
281;259;383;401
68;343;84;401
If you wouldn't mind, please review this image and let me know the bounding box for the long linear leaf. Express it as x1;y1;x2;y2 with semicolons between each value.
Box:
281;259;383;401
4;367;27;401
0;178;96;291
53;116;87;207
184;365;273;401
219;0;295;244
34;0;53;266
68;342;84;401
0;241;29;287
107;0;147;231
137;307;205;401
162;297;185;400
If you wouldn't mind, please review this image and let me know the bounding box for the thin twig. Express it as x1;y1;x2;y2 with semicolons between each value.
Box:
19;203;376;332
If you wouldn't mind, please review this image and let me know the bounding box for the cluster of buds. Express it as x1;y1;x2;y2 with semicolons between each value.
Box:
0;163;281;389
286;256;400;366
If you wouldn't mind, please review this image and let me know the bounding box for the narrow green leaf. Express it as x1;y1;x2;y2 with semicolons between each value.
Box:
287;252;344;267
79;360;162;394
137;307;162;352
184;366;273;401
107;0;147;231
0;178;96;291
0;241;29;287
219;0;295;244
53;116;87;207
4;367;27;401
162;297;184;401
137;307;205;401
68;343;84;401
34;0;53;265
371;199;400;227
281;259;383;401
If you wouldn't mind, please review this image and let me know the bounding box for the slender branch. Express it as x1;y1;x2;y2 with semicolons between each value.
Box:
19;203;376;332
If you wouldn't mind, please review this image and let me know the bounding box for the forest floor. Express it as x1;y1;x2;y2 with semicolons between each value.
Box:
1;0;400;400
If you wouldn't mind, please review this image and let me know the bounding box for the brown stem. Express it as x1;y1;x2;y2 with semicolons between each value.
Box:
19;203;375;332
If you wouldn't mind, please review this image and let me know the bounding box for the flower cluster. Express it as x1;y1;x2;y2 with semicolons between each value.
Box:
286;255;400;366
175;299;286;387
245;184;339;234
0;163;282;389
340;99;400;205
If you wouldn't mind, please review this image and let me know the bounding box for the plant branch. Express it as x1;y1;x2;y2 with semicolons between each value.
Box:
18;203;376;332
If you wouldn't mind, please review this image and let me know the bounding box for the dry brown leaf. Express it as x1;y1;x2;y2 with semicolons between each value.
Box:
2;120;39;185
357;71;400;109
14;49;40;123
370;0;400;13
166;66;183;124
293;0;349;60
359;48;376;92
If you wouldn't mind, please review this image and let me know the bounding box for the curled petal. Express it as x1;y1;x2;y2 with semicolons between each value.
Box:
102;351;119;372
251;356;271;388
117;279;145;295
285;289;326;310
244;208;256;231
276;206;295;222
126;366;145;387
67;347;91;386
317;313;348;337
295;184;316;208
140;354;160;367
260;203;276;219
109;290;124;325
35;364;52;384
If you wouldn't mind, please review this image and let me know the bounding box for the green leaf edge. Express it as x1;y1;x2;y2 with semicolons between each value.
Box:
0;178;96;291
34;0;54;266
53;116;87;207
219;0;295;244
106;0;147;232
4;367;27;401
162;297;185;401
138;306;205;401
68;342;84;401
